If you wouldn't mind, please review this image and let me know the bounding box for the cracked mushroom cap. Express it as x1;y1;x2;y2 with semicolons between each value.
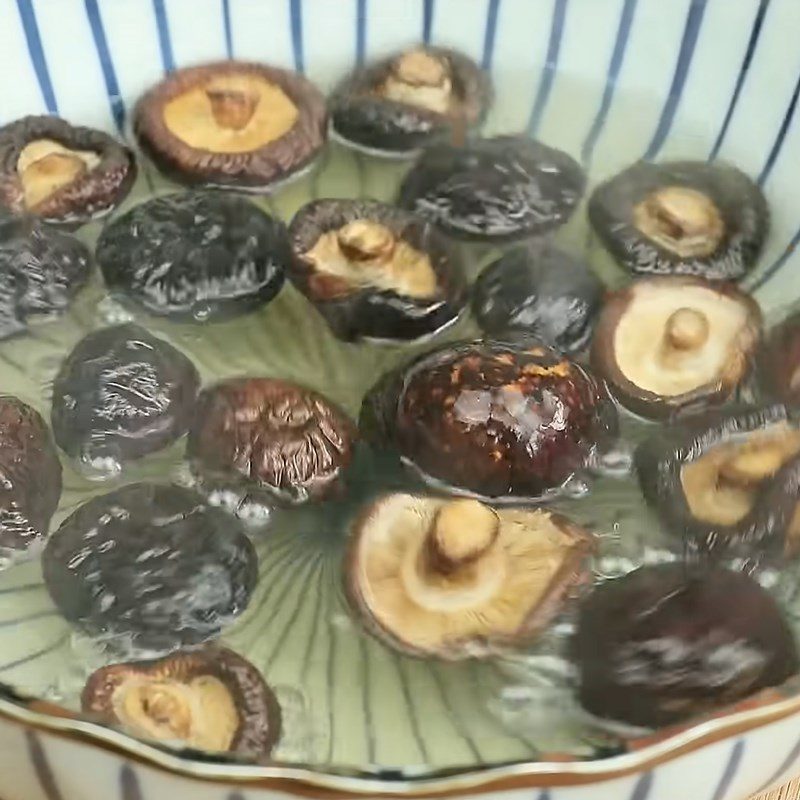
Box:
135;60;327;189
345;494;594;659
591;275;762;419
82;647;281;758
0;115;135;226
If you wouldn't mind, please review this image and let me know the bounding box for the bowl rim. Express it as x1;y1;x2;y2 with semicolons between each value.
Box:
4;684;800;795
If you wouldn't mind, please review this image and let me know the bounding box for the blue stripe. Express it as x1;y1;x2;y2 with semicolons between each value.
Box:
481;0;501;71
422;0;434;43
16;0;58;114
757;68;800;186
630;771;653;800
708;0;770;161
152;0;175;72
527;0;568;135
84;0;126;132
754;729;800;795
750;220;800;293
290;0;304;73
644;0;708;160
581;0;638;166
356;0;367;66
711;740;744;800
222;0;233;58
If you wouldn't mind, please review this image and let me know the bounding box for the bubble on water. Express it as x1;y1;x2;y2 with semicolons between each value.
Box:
97;296;134;325
191;303;212;322
560;473;591;499
79;454;123;482
591;445;634;478
330;612;354;631
204;487;273;529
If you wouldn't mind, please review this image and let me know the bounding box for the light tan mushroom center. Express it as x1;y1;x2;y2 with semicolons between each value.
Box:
112;675;239;752
427;498;500;574
17;139;100;210
162;74;298;153
634;186;724;258
380;50;453;114
303;219;439;299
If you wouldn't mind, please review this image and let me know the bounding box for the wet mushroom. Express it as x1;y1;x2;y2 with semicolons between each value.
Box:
135;60;327;189
588;160;768;281
330;45;492;156
760;311;800;406
0;115;135;225
346;494;594;659
591;275;762;419
398;136;585;242
572;563;798;728
635;403;800;560
288;198;466;341
360;339;618;501
82;647;281;757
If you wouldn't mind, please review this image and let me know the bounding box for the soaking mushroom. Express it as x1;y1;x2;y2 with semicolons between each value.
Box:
288;199;466;342
588;160;768;281
591;275;762;419
330;46;491;156
346;494;594;659
135;60;327;189
82;648;281;757
0;115;135;225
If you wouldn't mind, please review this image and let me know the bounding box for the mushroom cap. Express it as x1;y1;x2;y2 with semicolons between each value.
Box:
345;493;594;659
135;60;327;189
591;275;762;419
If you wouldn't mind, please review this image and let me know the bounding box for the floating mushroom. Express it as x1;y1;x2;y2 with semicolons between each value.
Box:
0;115;135;225
288;198;466;341
635;403;800;560
588;160;768;280
135;60;327;189
330;46;491;156
82;647;281;757
591;275;762;419
346;494;594;658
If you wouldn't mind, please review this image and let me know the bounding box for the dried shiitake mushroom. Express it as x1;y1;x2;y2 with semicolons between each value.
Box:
572;563;798;728
187;377;356;505
330;46;491;156
398;136;585;241
636;403;800;560
82;647;281;757
346;494;594;658
591;275;762;419
288;198;466;341
760;311;800;406
588;160;768;280
135;60;326;189
0;115;135;225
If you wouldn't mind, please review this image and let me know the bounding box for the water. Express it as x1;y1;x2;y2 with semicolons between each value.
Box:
0;98;796;777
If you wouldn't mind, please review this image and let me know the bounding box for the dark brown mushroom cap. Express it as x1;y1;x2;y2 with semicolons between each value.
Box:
135;60;327;189
287;198;466;342
635;403;800;561
187;377;356;504
360;339;618;501
345;493;594;659
571;563;799;728
591;275;762;420
330;45;492;155
0;115;135;225
588;160;768;280
82;646;281;758
0;395;62;556
760;312;800;406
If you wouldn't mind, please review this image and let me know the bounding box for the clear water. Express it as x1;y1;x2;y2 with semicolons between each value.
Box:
0;125;797;777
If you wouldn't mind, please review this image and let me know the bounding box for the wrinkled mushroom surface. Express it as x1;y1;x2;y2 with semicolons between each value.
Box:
0;115;135;225
288;198;466;341
572;563;799;728
636;403;800;560
588;160;768;280
361;339;617;501
346;494;594;658
330;46;491;156
398;136;585;241
135;61;327;189
82;647;281;757
591;275;762;419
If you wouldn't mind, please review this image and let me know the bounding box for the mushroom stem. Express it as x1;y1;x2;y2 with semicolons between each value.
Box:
425;499;500;575
337;220;397;263
21;153;87;210
394;50;448;88
206;88;259;130
664;307;710;352
719;442;795;488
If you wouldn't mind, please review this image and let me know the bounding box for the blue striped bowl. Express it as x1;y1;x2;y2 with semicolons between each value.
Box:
1;1;800;799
